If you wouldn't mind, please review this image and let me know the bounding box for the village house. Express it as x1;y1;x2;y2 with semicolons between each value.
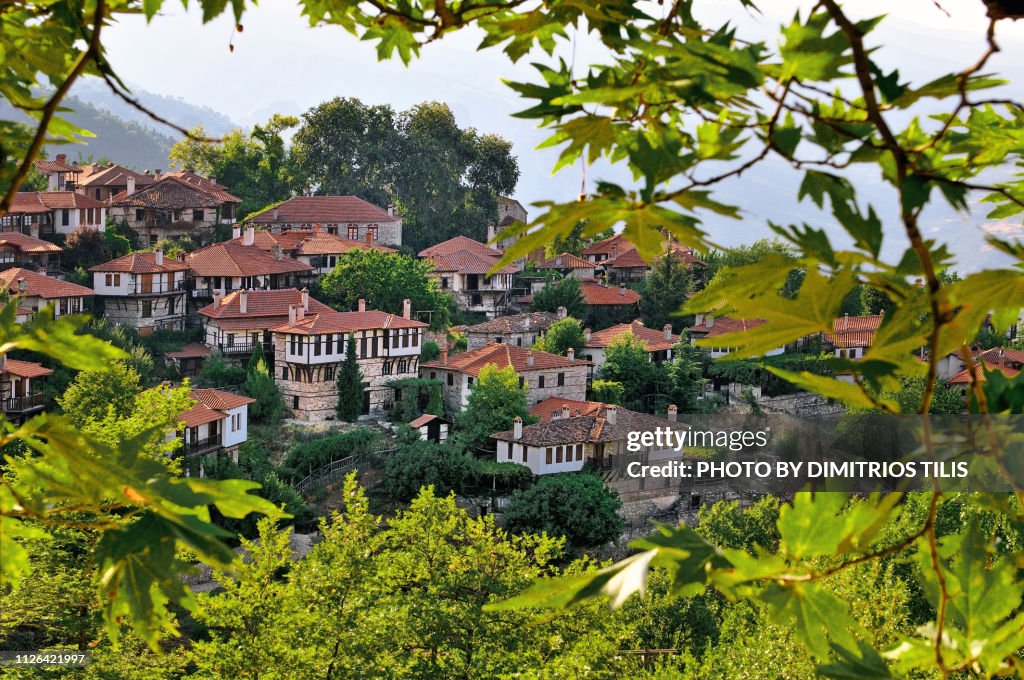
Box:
0;231;62;273
198;288;332;363
229;224;394;276
582;233;707;285
419;236;520;318
33;154;81;191
106;173;241;245
419;343;591;413
0;268;94;318
76;163;155;202
456;309;565;350
0;356;52;421
163;343;212;378
534;253;596;280
824;313;885;360
89;250;188;334
409;413;450;444
944;347;1024;390
3;302;37;325
9;191;106;235
269;298;427;420
178;387;255;465
579;280;641;328
583;320;680;372
184;235;313;301
246;196;403;246
685;314;781;358
486;195;529;252
491;397;687;478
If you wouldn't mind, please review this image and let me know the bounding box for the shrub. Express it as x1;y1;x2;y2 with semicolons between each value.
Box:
503;473;624;549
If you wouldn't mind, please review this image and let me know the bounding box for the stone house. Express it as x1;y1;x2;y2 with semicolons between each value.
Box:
178;388;255;464
419;343;591;414
583;320;680;372
491;397;687;480
77;163;155;202
90;250;188;334
579;280;641;328
945;347;1023;392
0;356;52;421
270;298;428;421
229;224;395;276
824;314;884;360
197;288;332;364
0;268;93;318
246;196;403;247
106;174;240;245
457;309;565;350
9;191;106;235
535;252;596;280
419;236;520;318
410;413;450;444
33;154;81;192
184;236;313;302
685;314;783;359
486;195;529;252
0;231;62;273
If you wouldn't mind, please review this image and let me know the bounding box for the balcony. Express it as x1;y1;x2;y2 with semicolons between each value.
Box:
1;392;46;414
131;281;186;295
215;341;258;354
182;433;223;456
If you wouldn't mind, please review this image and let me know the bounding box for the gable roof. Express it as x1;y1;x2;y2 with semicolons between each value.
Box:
492;403;684;446
185;242;313;277
419;236;503;259
946;362;1020;385
409;413;447;428
826;314;884;348
12;191;104;211
109;175;239;209
89;251;189;274
459;311;559;335
180;388;255;428
580;280;641;306
530;397;608;422
247;196;397;224
585;320;678;351
232;229;395;256
77;164;154;189
420;342;590;377
270;308;428;335
199;288;333;324
426;248;520;275
0;358;54;379
0;268;94;299
976;347;1024;367
164;170;240;204
33;158;78;174
0;232;63;254
582;233;634;257
536;253;593;270
686;316;767;340
164;343;213;360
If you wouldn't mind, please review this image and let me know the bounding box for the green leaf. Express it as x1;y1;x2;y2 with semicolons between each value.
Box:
760;581;863;660
818;640;894;679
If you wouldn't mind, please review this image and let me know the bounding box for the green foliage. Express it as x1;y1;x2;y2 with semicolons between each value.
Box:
600;330;667;412
696;497;781;552
336;333;364;422
244;359;285;425
637;250;694;332
246;340;266;373
589;379;624;405
198;350;247;388
62;227;116;272
420;339;440;362
57;361;141;426
503;473;625;550
456;364;536;450
667;342;710;413
282;427;382;478
529;276;586;319
707;353;834;398
532;316;585;356
879;375;964;415
320;250;453;329
387;377;443;421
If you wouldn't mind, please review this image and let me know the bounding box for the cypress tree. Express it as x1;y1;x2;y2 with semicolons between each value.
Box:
336;333;364;421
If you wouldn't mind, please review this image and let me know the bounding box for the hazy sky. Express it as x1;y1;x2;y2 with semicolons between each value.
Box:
99;0;1024;268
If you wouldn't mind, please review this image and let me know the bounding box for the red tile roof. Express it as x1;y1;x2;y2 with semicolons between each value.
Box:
89;251;189;274
409;413;446;428
33;158;78;174
686;316;767;340
419;236;502;259
946;362;1020;385
975;347;1024;367
536;253;593;270
426;249;519;275
270;308;427;335
232;229;395;256
185;242;313;277
0;268;94;299
582;233;634;257
9;193;50;215
164;343;212;360
180;388;254;428
493;403;683;446
199;288;332;322
77;164;154;189
109;176;239;208
826;314;884;348
0;232;63;254
0;358;54;379
530;397;608;422
12;191;104;211
420;342;590;377
247;196;397;224
165;170;240;204
580;281;641;306
585;321;678;351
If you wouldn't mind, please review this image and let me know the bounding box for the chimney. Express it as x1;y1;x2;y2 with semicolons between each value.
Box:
239;289;248;314
440;348;448;365
358;298;366;312
365;231;374;245
619;283;626;296
706;316;714;328
567;347;575;363
663;323;672;341
209;176;216;185
402;298;411;320
557;305;567;319
272;208;279;221
527;350;534;367
667;404;678;422
155;248;163;266
29;223;39;239
56;153;67;164
38;267;46;278
606;406;617;425
154;168;162;178
513;416;523;439
296;302;305;321
232;224;241;240
212;289;224;308
313;223;321;233
243;226;255;247
387;204;395;216
288;304;297;326
695;313;704;326
301;288;309;311
126;176;136;195
584;327;592;342
561;405;571;420
272;244;283;261
524;316;531;331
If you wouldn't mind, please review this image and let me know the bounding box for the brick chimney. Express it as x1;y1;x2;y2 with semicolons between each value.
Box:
567;347;575;363
313;223;321;233
232;225;241;240
667;404;678;422
56;154;67;164
301;288;309;311
358;298;366;312
272;244;283;261
155;248;163;266
365;231;374;245
513;416;523;439
606;406;617;425
239;289;248;314
402;298;411;319
126;176;136;195
212;289;224;308
440;348;448;365
663;323;672;341
243;226;255;247
527;350;534;367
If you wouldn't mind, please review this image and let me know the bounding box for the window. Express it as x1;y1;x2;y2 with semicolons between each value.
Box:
518;377;525;388
576;444;583;461
193;209;204;221
382;361;392;376
61;209;70;226
149;234;158;246
470;294;482;306
167;296;177;315
173;210;182;221
447;373;454;386
440;278;449;290
348;226;359;239
113;274;121;286
290;335;299;355
324;367;335;381
522;447;527;463
539;376;545;388
556;447;563;464
430;372;436;380
282;368;289;380
314;336;322;356
95;188;102;200
557;372;565;387
398;359;407;373
360;336;367;359
367;226;378;242
59;298;69;315
326;334;334;354
546;448;553;465
231;413;241;431
141;300;153;318
494;336;503;344
293;396;299;410
136;209;145;221
412;332;419;347
227;333;237;347
467;376;473;386
105;273;112;286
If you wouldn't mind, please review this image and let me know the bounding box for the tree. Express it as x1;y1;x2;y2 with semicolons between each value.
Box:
319;250;453;329
667;342;709;413
336;333;363;422
503;473;625;549
198;350;246;387
62;226;112;272
532;316;585;356
637;250;693;332
246;341;267;374
600;331;664;412
425;382;444;417
456;364;535;450
382;439;478;502
589;379;624;405
529;277;585;319
244;358;285;425
57;361;141;427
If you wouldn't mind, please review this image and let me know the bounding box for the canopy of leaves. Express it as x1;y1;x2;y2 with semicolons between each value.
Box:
529;276;585;320
456;364;536;450
532;316;586;356
503;473;625;550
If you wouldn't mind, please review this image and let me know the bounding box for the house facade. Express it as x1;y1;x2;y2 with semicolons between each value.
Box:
0;268;94;318
535;253;596;280
686;314;782;359
0;232;62;273
0;356;53;421
229;224;395;276
90;250;188;334
270;299;428;421
33;155;81;192
457;310;563;350
583;321;679;371
419;236;520;318
579;281;641;328
419;343;591;414
9;192;106;235
106;175;240;245
77;163;155;202
179;388;255;464
246;196;403;246
184;238;313;301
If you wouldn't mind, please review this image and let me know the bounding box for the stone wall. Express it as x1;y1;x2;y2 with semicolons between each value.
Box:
99;293;186;332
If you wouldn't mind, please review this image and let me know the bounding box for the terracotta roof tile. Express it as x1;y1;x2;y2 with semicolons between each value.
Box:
947;362;1020;385
582;233;633;257
185;242;312;277
529;397;608;422
0;232;63;254
78;164;154;188
0;358;54;379
164;343;212;359
13;191;104;211
270;308;428;335
460;312;559;335
247;196;397;224
89;251;189;274
536;253;593;270
825;314;884;348
199;288;332;321
0;268;94;299
192;388;255;411
585;320;678;351
33;159;78;173
9;193;49;214
580;281;640;306
976;347;1024;366
109;176;237;209
492;403;684;446
419;236;502;258
426;249;519;275
686;316;767;340
421;342;590;377
409;413;445;428
232;229;395;256
165;170;240;203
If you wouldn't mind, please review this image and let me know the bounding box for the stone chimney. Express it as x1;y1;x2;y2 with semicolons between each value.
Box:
358;298;366;313
663;323;672;341
239;289;248;314
301;288;309;311
126;176;136;195
561;405;571;420
56;153;67;164
209;176;216;185
440;348;448;365
296;302;305;321
706;316;714;328
402;298;411;319
524;316;531;331
365;231;374;246
527;350;534;367
667;404;678;422
155;248;163;266
619;283;626;296
606;406;617;425
557;305;567;319
584;327;592;342
232;224;241;240
387;204;395;216
272;244;283;261
695;313;704;326
272;208;279;221
513;416;523;439
154;168;162;178
38;267;46;278
567;347;575;363
288;304;297;326
212;289;224;308
243;226;255;247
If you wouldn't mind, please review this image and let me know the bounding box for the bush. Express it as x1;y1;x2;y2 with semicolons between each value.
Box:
282;428;383;478
382;439;479;502
503;473;624;549
590;379;624;405
421;340;440;362
197;351;247;388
